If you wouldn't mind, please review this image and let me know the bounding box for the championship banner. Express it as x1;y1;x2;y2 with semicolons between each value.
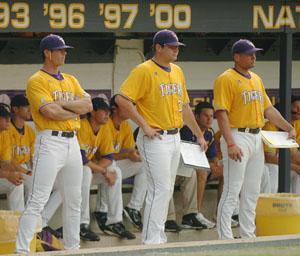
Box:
0;0;299;33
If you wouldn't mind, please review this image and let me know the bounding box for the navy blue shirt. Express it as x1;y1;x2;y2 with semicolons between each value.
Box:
180;125;216;159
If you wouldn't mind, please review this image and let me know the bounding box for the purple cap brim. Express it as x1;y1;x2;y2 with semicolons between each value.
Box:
51;45;74;50
243;48;263;54
165;42;186;46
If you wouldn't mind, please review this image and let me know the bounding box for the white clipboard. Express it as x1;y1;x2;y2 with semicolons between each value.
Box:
261;130;299;148
180;140;210;170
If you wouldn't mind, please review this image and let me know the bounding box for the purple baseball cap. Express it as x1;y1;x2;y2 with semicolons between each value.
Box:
232;39;263;54
153;29;185;46
40;34;74;52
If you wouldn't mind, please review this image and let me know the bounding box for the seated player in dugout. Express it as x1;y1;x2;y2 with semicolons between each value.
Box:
166;162;206;232
95;95;146;231
261;101;300;193
0;103;26;212
179;101;221;228
41;97;134;241
84;97;135;240
165;101;220;231
8;94;36;202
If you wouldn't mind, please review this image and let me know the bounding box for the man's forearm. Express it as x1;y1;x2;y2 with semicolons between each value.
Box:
115;95;149;129
0;161;14;172
291;163;300;172
58;97;92;115
96;158;113;169
265;153;278;165
40;103;79;121
264;106;293;132
215;110;235;145
113;152;129;161
113;148;135;161
291;151;300;165
0;169;9;179
87;161;106;174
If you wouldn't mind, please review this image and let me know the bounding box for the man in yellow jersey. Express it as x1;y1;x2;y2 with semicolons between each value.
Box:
42;97;135;240
96;95;146;231
8;94;35;202
261;102;300;194
0;103;25;211
16;34;92;253
167;102;219;232
214;39;295;240
115;29;207;244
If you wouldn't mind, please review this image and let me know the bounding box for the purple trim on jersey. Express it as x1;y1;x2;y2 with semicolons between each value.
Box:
151;59;171;72
232;68;251;79
41;69;64;80
102;153;114;160
38;102;54;112
80;149;89;165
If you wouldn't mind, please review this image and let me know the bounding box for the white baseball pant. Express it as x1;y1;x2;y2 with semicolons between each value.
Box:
266;163;279;193
21;163;33;204
0;179;24;211
291;170;300;193
136;129;181;244
167;170;198;221
217;129;264;240
260;165;271;193
97;159;146;213
16;130;83;253
42;162;123;227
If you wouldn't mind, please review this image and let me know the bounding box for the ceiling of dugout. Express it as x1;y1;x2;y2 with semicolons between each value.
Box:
0;35;115;64
144;33;300;61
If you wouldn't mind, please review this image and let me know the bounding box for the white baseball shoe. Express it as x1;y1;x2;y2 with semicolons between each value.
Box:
195;213;216;229
231;218;239;228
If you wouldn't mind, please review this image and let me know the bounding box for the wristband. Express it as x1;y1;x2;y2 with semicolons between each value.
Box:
228;144;236;148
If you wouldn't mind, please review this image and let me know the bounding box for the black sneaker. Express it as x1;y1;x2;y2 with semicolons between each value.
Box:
94;211;107;232
55;227;63;238
181;213;206;230
42;226;62;239
165;220;182;232
123;207;143;230
102;222;136;240
80;224;100;241
232;214;239;222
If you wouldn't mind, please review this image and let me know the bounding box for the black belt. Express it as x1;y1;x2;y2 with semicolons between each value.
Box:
158;128;179;135
51;130;75;138
237;128;260;134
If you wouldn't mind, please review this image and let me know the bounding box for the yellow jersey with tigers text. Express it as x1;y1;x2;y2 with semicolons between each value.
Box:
26;70;87;131
213;69;271;128
77;118;114;160
119;60;189;130
8;122;36;165
105;117;135;153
